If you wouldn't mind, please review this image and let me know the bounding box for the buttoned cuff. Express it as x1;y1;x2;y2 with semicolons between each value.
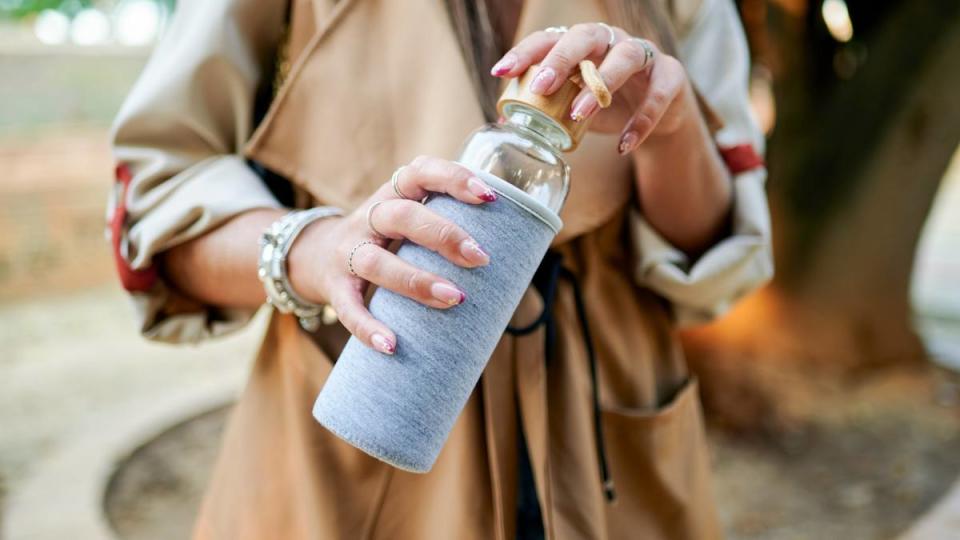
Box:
108;155;282;343
630;167;773;326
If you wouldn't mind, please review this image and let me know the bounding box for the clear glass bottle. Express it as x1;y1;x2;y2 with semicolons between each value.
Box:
458;103;572;213
457;64;591;214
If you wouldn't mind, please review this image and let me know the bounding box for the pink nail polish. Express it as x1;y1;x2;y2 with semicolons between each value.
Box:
619;131;640;154
570;95;598;122
467;176;497;202
490;54;516;76
371;333;395;354
431;283;466;306
460;239;490;265
529;67;556;94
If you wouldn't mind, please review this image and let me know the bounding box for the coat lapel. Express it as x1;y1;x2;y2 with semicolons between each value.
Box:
245;0;485;209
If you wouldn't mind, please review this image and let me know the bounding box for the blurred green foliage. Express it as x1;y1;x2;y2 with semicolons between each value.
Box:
0;0;93;18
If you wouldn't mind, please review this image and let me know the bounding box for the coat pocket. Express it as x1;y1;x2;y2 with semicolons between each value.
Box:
600;378;723;540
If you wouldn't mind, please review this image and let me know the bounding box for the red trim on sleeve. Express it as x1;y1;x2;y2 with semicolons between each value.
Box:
719;144;765;175
111;163;158;292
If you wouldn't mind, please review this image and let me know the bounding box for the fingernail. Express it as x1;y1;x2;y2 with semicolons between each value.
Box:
529;66;556;94
619;131;641;154
467;176;497;202
371;333;395;355
490;53;517;76
570;94;598;122
460;238;490;265
431;282;466;306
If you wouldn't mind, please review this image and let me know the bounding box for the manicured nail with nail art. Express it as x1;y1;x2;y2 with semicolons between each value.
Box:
431;282;466;306
467;176;497;202
570;94;598;122
371;333;395;355
619;131;640;154
460;238;490;265
529;66;556;94
490;53;517;76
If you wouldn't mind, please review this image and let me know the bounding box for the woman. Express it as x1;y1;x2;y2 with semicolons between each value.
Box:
109;0;771;538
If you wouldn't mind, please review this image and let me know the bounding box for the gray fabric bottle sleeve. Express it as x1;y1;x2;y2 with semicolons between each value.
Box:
312;169;561;472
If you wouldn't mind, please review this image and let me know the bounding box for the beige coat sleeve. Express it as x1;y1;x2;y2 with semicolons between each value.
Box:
630;0;774;326
108;0;287;343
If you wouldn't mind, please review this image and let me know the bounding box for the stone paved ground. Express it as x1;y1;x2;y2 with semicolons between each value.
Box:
0;39;151;535
0;285;266;538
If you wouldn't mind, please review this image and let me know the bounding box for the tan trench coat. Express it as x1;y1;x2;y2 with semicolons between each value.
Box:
109;0;773;538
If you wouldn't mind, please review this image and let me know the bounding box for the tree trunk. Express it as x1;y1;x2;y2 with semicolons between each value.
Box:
684;1;960;431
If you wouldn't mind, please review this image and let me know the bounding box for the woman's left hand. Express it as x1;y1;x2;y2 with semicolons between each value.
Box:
490;23;695;155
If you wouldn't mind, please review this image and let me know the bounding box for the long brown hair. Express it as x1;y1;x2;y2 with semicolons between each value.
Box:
444;0;679;121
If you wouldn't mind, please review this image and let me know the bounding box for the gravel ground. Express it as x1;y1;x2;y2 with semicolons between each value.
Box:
712;367;960;539
105;407;230;540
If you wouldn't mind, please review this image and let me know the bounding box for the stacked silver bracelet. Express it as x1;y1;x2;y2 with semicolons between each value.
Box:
258;207;343;331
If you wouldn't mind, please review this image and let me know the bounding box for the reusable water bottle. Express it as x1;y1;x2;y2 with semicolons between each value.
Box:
314;65;598;472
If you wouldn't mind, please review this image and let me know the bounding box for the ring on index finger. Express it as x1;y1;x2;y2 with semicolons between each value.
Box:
544;26;568;34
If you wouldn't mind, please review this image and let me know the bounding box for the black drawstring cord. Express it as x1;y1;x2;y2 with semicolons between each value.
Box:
506;251;617;502
506;252;562;337
558;265;616;502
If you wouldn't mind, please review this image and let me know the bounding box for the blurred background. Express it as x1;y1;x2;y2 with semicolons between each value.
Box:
1;0;959;539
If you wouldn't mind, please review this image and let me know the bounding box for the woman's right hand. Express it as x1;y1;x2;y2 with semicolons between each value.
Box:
286;156;498;355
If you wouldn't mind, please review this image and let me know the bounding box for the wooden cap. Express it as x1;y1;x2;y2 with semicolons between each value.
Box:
496;62;607;152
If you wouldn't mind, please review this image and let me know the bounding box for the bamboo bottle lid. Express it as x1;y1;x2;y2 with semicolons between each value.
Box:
496;60;610;152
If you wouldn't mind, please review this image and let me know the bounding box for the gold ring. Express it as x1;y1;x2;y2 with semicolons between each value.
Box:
347;240;376;277
366;200;388;238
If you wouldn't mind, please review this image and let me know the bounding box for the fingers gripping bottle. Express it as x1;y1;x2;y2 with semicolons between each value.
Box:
314;65;598;472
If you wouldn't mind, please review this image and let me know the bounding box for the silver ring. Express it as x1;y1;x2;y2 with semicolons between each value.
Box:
544;26;568;34
597;22;616;52
366;200;387;238
391;166;412;199
630;37;655;68
347;240;376;277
